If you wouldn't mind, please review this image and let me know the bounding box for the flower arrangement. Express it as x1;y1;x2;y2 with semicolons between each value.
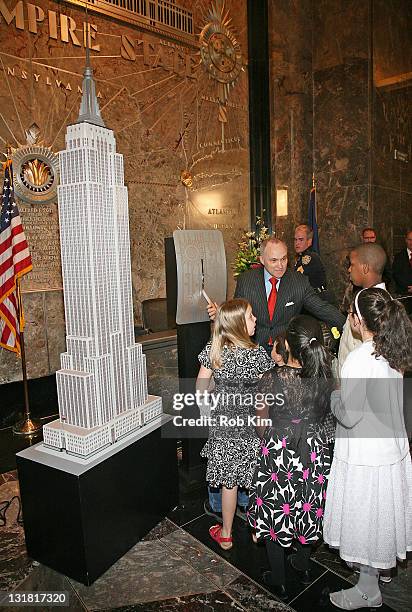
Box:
233;215;271;277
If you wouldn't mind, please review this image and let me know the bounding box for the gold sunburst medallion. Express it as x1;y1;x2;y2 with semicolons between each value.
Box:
199;0;243;103
12;145;59;204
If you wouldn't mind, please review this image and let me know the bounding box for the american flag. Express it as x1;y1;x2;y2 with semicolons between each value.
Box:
0;160;32;354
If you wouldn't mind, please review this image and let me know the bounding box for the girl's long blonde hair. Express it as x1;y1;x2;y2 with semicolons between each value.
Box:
209;298;257;368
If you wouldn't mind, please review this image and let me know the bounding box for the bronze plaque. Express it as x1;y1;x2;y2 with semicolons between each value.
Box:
19;201;63;292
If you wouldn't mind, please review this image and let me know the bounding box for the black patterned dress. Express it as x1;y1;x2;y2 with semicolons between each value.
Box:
198;342;275;489
247;366;331;546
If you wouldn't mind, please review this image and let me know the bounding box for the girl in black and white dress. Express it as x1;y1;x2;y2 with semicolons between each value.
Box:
197;298;274;550
247;315;333;599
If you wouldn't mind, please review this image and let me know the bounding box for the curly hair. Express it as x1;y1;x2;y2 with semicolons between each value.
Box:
355;288;412;373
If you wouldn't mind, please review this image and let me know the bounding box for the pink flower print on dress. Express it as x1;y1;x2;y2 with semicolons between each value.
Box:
269;528;277;540
282;503;290;515
298;535;306;544
262;446;269;456
287;471;292;480
271;472;278;481
316;507;323;518
303;502;312;512
310;451;317;462
318;474;325;484
256;497;263;507
302;468;309;480
282;437;287;448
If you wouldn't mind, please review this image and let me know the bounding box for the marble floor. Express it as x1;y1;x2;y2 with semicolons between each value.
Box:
0;428;410;612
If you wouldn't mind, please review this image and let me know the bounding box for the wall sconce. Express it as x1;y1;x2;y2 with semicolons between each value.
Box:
276;188;288;216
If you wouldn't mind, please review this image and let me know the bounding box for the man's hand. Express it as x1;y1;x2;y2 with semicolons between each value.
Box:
207;301;219;321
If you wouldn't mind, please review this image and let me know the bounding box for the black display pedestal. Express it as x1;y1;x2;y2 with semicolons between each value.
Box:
16;416;178;585
177;321;211;491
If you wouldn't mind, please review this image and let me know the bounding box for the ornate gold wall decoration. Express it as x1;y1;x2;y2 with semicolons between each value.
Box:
12;142;59;205
199;0;243;103
180;169;193;188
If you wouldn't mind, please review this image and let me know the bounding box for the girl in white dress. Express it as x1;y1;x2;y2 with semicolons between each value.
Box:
324;287;412;610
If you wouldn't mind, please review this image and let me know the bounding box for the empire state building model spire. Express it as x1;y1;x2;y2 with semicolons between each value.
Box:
43;55;162;458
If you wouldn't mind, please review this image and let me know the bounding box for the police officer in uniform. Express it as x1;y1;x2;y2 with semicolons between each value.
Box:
294;224;335;303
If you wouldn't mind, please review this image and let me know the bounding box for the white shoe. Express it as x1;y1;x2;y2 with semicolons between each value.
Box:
330;586;383;610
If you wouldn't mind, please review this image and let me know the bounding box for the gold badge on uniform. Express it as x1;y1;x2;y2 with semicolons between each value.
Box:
296;265;304;273
302;255;311;265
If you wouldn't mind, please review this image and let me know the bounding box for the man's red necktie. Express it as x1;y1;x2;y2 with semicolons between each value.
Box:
268;277;278;320
267;277;278;346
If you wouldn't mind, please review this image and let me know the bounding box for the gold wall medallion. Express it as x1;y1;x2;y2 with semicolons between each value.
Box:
180;169;193;188
12;145;59;204
199;0;243;103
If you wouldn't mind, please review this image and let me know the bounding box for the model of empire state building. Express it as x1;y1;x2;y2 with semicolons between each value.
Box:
43;57;162;459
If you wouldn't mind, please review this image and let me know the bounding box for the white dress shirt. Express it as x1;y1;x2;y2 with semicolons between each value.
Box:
264;268;281;298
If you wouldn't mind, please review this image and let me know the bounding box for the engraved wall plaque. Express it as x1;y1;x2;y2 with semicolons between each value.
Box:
19;202;63;291
173;230;226;324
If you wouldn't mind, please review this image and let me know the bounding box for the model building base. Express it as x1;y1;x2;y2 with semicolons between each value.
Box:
17;415;178;585
42;395;162;461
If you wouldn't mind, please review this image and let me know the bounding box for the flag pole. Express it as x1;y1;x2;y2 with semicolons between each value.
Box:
13;279;41;435
4;144;42;436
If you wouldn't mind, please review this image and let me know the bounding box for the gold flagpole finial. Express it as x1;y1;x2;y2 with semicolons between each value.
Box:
312;173;315;188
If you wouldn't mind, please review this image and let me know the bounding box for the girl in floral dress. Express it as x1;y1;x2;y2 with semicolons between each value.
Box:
197;298;274;550
247;315;333;599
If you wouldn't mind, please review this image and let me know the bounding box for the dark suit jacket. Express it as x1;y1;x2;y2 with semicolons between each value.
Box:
234;267;346;350
392;249;412;295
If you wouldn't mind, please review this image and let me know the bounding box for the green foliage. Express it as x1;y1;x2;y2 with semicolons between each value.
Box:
233;216;270;278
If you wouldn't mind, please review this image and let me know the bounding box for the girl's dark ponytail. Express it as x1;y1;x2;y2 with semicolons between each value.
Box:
286;316;333;422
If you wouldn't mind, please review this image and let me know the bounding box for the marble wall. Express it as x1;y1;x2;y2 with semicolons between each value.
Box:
0;0;249;382
312;0;371;299
0;291;65;384
270;0;412;300
371;0;412;257
269;0;313;253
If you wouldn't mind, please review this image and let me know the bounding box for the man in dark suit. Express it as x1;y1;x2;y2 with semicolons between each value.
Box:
233;237;345;354
204;236;345;522
392;229;412;315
